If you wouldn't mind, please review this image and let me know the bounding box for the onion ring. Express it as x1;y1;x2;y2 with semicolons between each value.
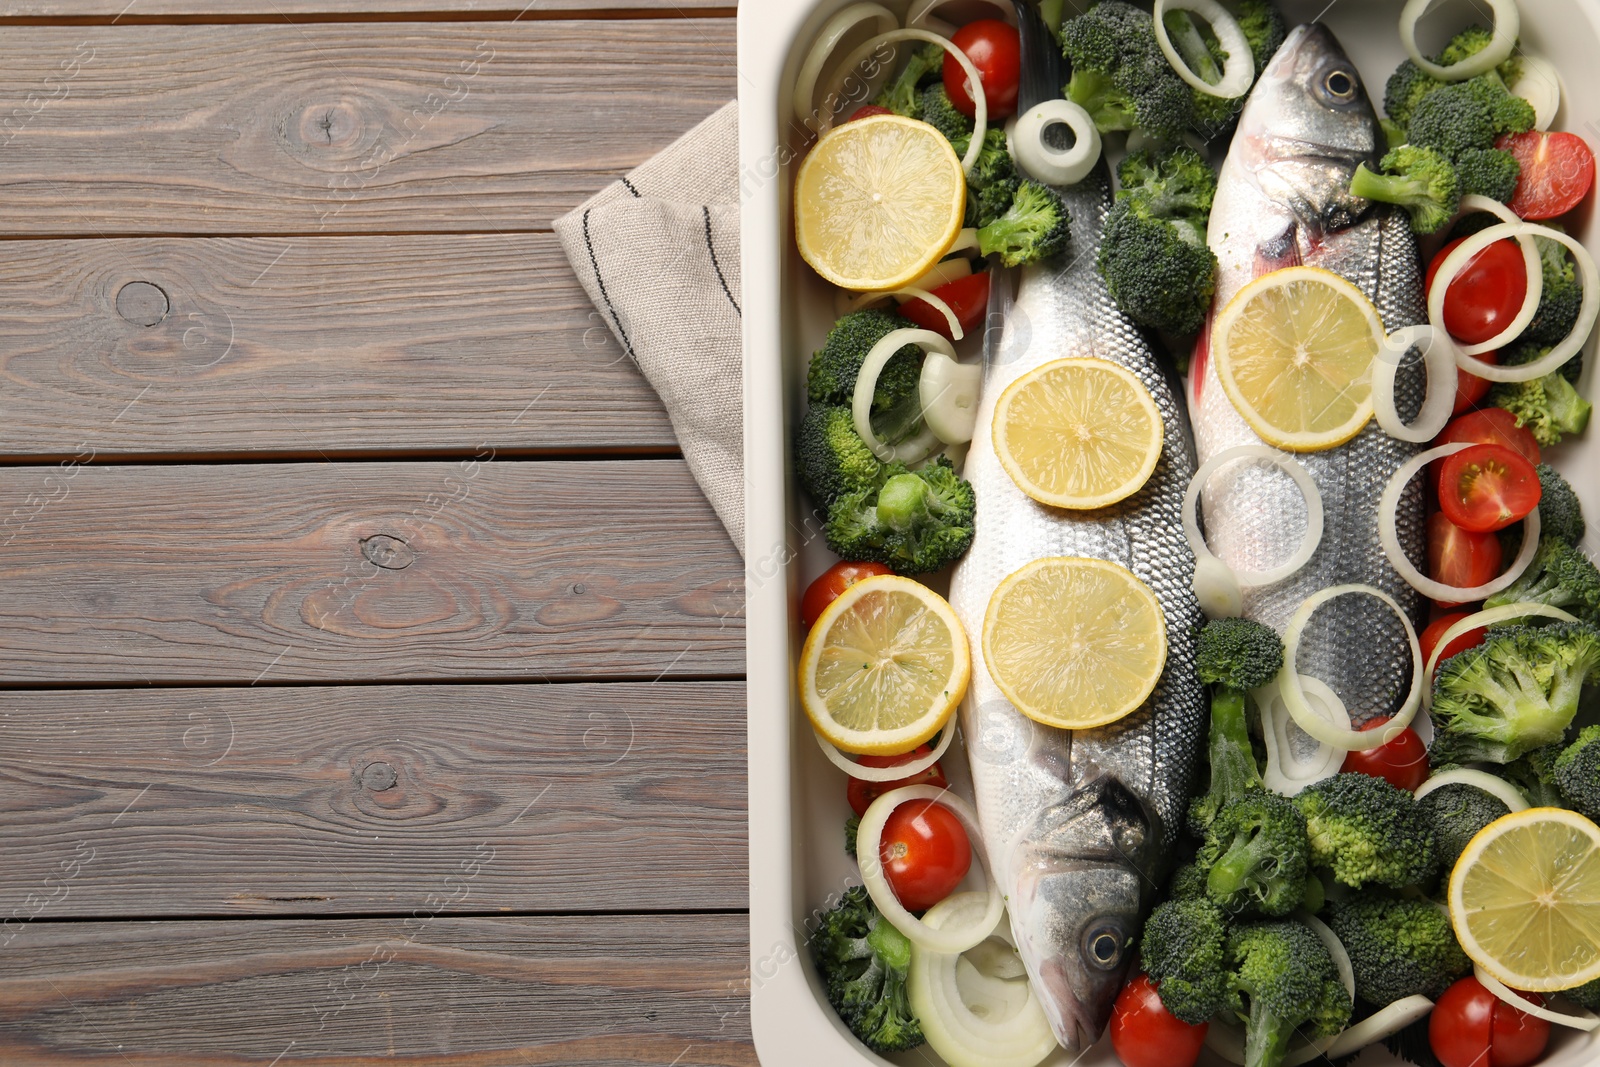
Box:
1191;555;1244;620
1415;768;1531;813
1312;996;1435;1063
1258;674;1349;795
1011;99;1101;186
1279;585;1423;752
824;30;988;173
853;328;950;463
1475;965;1600;1031
1183;445;1325;588
1153;0;1254;98
793;3;899;126
919;350;982;444
905;0;1016;33
1379;442;1542;602
857;785;1005;954
1429;219;1543;358
1374;325;1459;442
1511;53;1562;130
813;719;957;782
1400;0;1519;82
847;286;963;339
1423;603;1579;688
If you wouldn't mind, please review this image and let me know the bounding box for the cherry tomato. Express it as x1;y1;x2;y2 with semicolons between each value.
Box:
898;270;991;341
1110;973;1209;1067
1438;443;1542;534
800;561;894;628
1341;715;1429;791
943;19;1021;120
846;748;948;817
1427;511;1503;609
1454;349;1499;416
1432;409;1542;495
1426;237;1530;347
1500;130;1596;220
879;799;971;912
1421;612;1488;677
1430;976;1550;1067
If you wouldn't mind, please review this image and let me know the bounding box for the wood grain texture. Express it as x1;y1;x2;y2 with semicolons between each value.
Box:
0;461;744;683
0;1;733;15
0;234;674;459
0;916;759;1065
0;682;745;915
0;19;734;235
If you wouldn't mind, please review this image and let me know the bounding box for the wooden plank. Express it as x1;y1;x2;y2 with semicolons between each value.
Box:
0;682;746;915
0;461;744;683
0;915;759;1066
0;1;735;15
0;234;673;459
0;20;735;235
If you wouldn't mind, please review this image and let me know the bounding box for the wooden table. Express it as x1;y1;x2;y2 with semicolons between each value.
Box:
0;3;751;1064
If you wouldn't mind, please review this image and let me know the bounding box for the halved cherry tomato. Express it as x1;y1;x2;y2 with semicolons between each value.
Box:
1426;237;1529;347
846;104;895;123
1438;443;1542;533
1432;409;1542;494
1427;511;1503;609
846;747;948;817
801;561;894;627
898;270;991;340
943;19;1021;120
1110;973;1208;1067
1499;130;1596;220
1421;612;1488;677
1454;349;1499;416
1430;976;1550;1067
1341;715;1429;792
879;799;971;911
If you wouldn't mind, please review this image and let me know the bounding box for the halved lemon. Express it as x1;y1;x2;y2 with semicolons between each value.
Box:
1448;807;1600;992
794;114;967;292
993;357;1164;510
982;557;1167;729
800;574;970;755
1212;266;1385;452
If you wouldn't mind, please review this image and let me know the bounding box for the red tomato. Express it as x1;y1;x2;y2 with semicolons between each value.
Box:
800;561;893;628
1426;237;1530;347
1430;976;1550;1067
879;799;971;912
1427;511;1503;609
1454;349;1499;416
1421;612;1489;676
846;748;948;817
1110;974;1209;1067
1500;130;1596;220
846;104;895;123
1432;409;1542;494
1438;443;1542;534
943;19;1021;120
898;270;991;341
1341;715;1430;791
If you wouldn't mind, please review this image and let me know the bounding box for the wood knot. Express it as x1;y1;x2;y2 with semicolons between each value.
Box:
115;281;169;327
296;101;366;150
358;761;398;791
360;535;413;570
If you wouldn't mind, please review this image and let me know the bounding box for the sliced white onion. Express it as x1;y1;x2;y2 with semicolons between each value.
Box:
1449;223;1598;381
1429;219;1542;358
813;718;957;782
946;228;982;258
1400;0;1519;82
1279;585;1423;751
920;351;983;444
825;30;988;173
1183;446;1325;590
906;0;1017;32
1374;325;1460;442
1316;996;1436;1062
1422;603;1578;687
1475;965;1600;1031
1153;0;1254;98
1302;911;1357;1004
908;894;1059;1067
794;2;899;126
1192;555;1245;620
1011;99;1101;187
853;328;951;463
909;257;974;293
1511;53;1562;130
1379;442;1543;602
858;785;1005;954
1415;768;1531;812
1257;675;1350;795
848;286;964;339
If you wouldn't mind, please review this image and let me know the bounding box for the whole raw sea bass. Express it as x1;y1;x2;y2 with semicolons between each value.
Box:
947;162;1206;1051
1190;23;1428;724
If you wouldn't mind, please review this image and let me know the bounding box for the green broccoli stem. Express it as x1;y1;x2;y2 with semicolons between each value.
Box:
1206;826;1279;905
1244;1002;1295;1067
1066;70;1137;131
1349;163;1429;208
1210;688;1260;795
865;916;911;971
877;474;933;532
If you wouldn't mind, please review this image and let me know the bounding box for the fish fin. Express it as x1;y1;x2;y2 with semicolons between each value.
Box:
1253;224;1302;276
1189;307;1214;403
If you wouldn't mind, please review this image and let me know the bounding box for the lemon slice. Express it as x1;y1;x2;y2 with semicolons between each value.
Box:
1448;807;1600;992
982;557;1167;729
794;115;967;292
994;357;1164;510
800;574;971;755
1212;266;1385;452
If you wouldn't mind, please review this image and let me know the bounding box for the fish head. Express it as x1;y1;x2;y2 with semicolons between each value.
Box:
1006;774;1159;1050
1236;23;1381;232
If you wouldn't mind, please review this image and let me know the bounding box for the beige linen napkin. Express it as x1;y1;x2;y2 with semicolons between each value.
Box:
554;102;745;555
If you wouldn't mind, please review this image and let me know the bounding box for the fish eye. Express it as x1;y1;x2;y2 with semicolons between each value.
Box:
1324;69;1356;99
1083;923;1126;970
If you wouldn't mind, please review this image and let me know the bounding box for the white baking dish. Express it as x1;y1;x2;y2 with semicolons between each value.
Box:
740;2;1600;1063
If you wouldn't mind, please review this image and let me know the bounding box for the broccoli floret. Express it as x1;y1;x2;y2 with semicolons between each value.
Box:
1568;977;1600;1012
809;886;925;1053
1489;345;1593;447
1534;464;1587;546
1454;146;1521;203
1169;860;1210;900
1554;725;1600;821
1384;25;1525;132
1408;76;1533;160
1417;781;1510;873
795;404;886;507
1142;896;1232;1024
1349;145;1460;234
1188;618;1284;835
955;126;1020;228
1328;891;1471;1006
1526;234;1585;348
1197;792;1311;917
1439;26;1523;90
1484;536;1600;624
1225;920;1353;1067
844;814;860;854
873;41;946;119
977;181;1071;267
808;309;924;416
1294;773;1438;890
1384;60;1438;131
1061;1;1195;143
1099;196;1217;335
1430;622;1600;763
919;83;973;145
824;458;975;574
1117;145;1219;218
